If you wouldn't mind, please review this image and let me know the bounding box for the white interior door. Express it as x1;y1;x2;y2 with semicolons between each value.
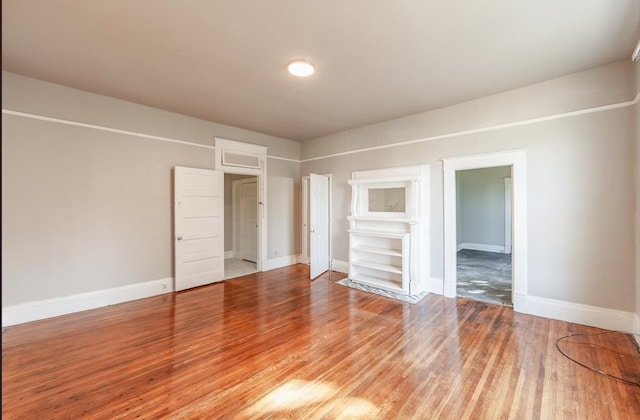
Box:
238;179;258;263
174;167;224;291
310;173;330;279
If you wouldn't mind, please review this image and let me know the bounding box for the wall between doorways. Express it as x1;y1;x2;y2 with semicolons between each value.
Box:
300;60;637;319
1;71;301;321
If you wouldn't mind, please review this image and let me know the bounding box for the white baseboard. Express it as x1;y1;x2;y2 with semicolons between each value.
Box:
224;251;234;259
458;242;506;254
518;295;638;334
444;279;456;298
427;277;444;295
2;277;173;327
331;259;349;274
262;254;301;271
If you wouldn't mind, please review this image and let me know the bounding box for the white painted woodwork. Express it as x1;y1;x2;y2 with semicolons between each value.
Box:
237;179;258;263
301;176;310;264
310;174;330;279
442;150;527;311
214;137;267;175
174;166;224;291
504;177;512;254
214;137;267;272
347;165;430;295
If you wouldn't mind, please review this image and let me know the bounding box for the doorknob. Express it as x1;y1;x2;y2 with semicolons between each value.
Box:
177;236;183;241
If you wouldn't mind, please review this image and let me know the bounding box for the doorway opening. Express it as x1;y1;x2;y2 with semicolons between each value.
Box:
455;166;512;306
442;150;528;312
224;173;258;279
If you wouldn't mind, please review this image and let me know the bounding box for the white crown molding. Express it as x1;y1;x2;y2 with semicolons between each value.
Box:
300;92;640;163
1;108;295;161
5;91;639;164
1;109;215;149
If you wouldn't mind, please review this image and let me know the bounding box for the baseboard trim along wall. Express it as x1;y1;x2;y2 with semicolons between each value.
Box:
457;243;507;253
331;259;349;274
224;251;234;259
2;277;173;327
262;254;301;271
428;278;444;295
518;295;638;334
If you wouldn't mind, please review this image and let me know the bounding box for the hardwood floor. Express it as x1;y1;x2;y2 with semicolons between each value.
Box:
3;264;639;419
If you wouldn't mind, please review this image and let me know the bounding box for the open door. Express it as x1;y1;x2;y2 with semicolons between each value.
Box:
238;179;258;263
310;173;330;279
174;166;224;291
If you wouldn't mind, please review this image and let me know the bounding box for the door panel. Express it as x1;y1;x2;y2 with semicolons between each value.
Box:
239;180;258;263
310;174;330;279
175;167;224;291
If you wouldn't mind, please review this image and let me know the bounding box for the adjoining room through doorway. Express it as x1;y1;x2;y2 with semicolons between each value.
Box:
455;166;513;306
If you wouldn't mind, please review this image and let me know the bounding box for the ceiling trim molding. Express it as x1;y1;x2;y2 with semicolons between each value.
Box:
1;108;297;162
1;108;216;150
4;89;639;165
300;91;640;163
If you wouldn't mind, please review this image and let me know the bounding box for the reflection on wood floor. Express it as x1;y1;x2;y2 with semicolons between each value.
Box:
3;264;639;418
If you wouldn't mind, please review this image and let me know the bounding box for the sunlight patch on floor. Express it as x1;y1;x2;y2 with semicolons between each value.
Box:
244;379;378;417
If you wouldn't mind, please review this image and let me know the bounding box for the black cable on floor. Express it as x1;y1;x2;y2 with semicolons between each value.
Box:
555;331;640;387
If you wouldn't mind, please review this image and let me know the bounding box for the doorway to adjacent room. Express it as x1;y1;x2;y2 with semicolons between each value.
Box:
455;166;512;306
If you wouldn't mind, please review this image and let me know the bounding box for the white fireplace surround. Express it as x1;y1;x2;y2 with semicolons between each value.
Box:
347;165;430;295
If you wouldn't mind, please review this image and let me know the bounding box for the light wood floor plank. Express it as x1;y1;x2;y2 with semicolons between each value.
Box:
3;265;639;418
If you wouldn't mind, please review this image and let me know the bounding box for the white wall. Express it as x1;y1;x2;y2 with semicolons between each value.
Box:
1;71;301;308
456;166;511;249
301;60;637;313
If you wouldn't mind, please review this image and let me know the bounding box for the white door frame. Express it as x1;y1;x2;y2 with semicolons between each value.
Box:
214;138;267;272
301;176;310;264
504;177;512;254
302;174;332;270
443;150;527;311
232;177;258;262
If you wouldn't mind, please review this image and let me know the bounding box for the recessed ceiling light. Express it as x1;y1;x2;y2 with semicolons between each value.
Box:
287;59;315;77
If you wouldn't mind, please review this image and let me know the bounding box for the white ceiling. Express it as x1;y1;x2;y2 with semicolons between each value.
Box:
2;1;639;142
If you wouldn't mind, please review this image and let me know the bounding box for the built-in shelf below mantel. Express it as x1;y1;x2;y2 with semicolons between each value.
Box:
348;165;430;296
351;260;403;274
351;246;402;257
348;274;404;293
